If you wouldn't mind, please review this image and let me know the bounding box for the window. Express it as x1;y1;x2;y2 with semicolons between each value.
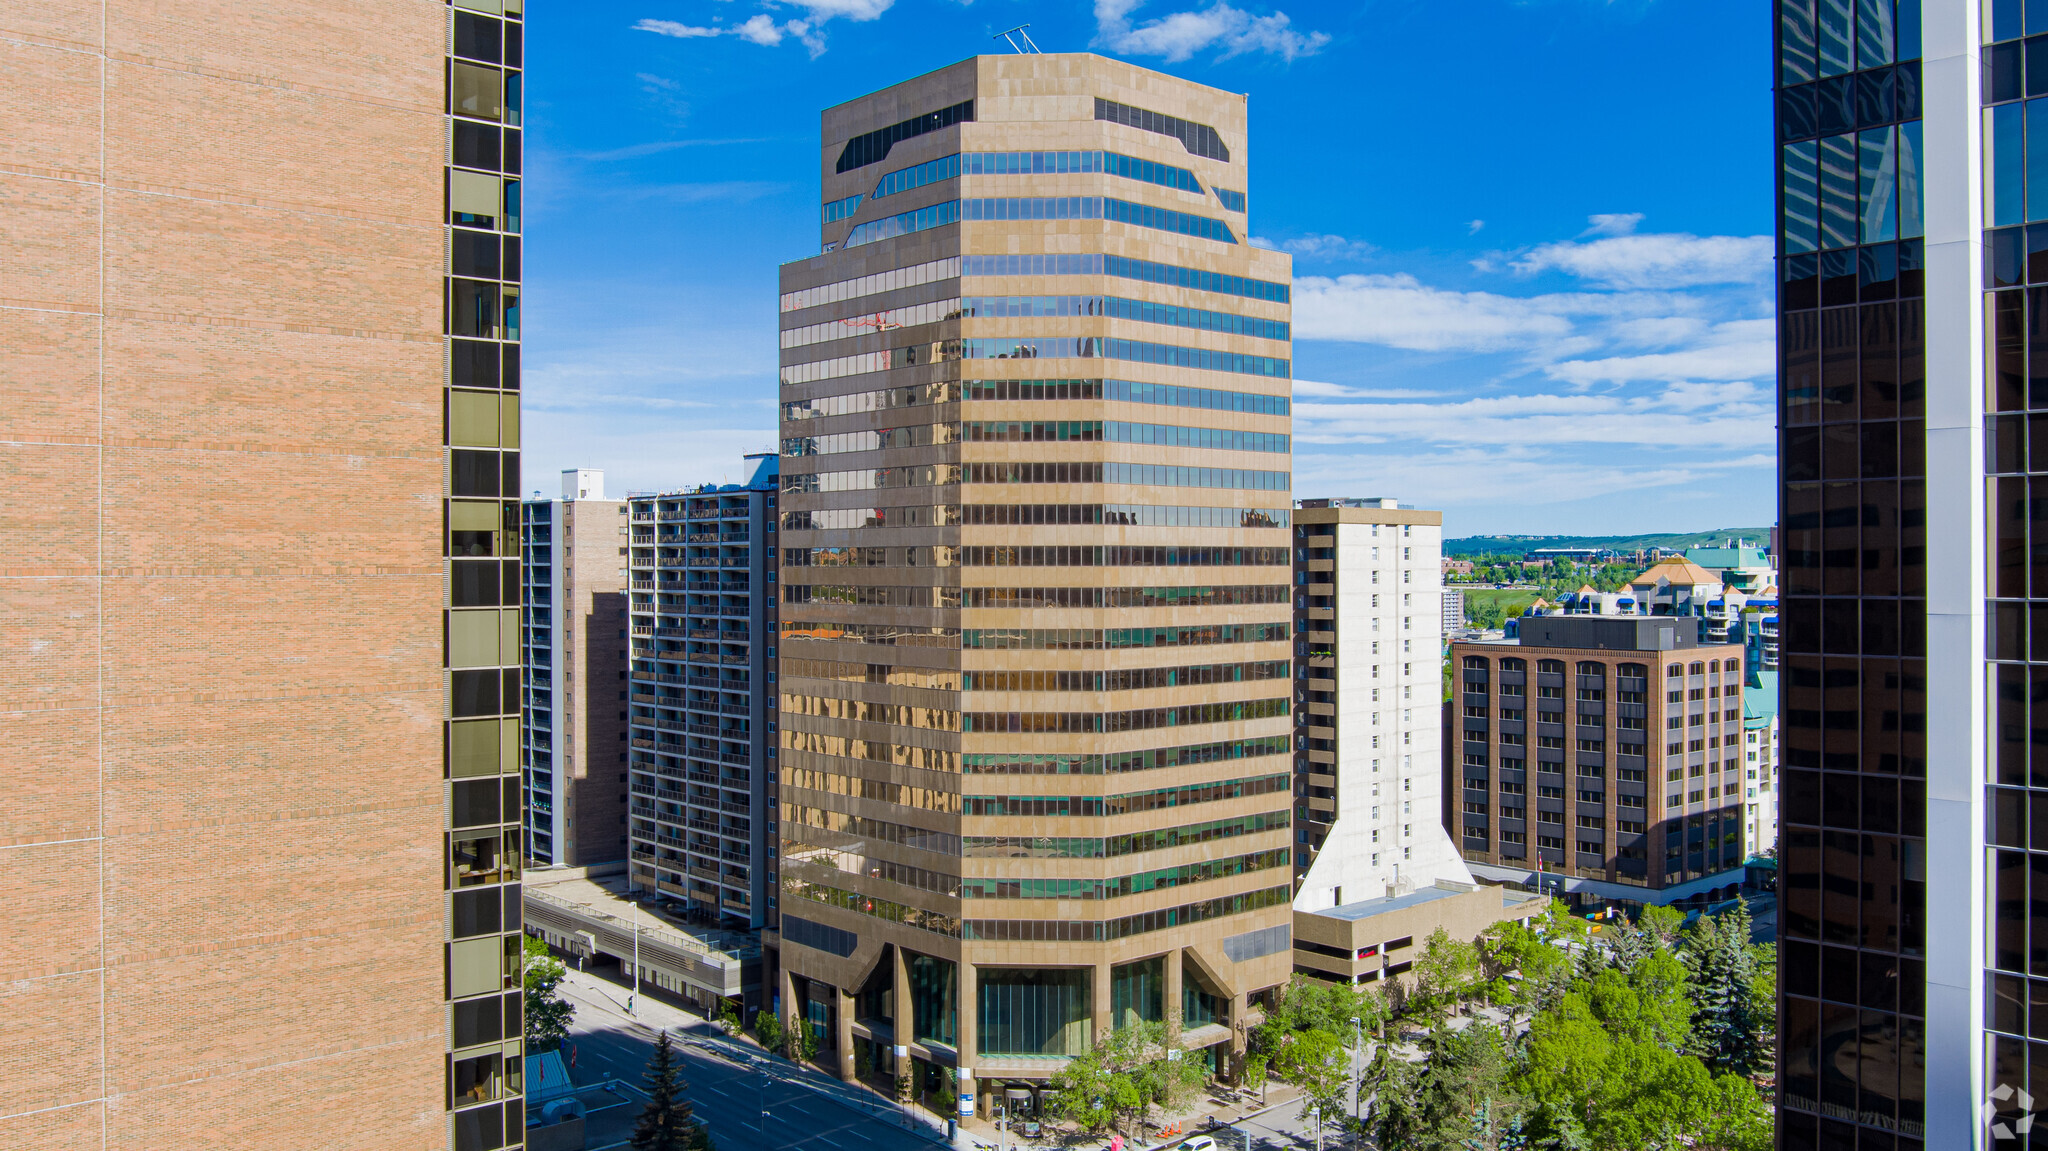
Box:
450;62;503;121
1095;97;1229;161
835;99;974;172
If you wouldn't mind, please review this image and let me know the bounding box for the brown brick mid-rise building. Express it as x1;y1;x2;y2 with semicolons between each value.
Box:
1449;616;1751;906
1;4;523;1148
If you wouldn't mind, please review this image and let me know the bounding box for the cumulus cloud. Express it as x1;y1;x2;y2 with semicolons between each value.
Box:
1512;217;1772;289
1293;274;1582;353
1291;381;1774;451
1545;318;1775;387
1581;212;1643;237
1094;0;1330;62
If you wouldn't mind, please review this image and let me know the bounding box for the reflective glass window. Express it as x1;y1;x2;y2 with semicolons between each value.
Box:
1860;126;1899;244
1783;0;1818;84
1855;0;1893;69
1785;141;1821;254
1817;0;1853;75
1819;133;1859;249
1900;121;1924;238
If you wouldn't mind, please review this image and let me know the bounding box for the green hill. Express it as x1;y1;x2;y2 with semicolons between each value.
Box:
1444;527;1773;558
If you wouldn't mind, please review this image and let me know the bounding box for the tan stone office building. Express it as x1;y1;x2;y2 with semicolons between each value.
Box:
2;3;526;1148
773;54;1294;1112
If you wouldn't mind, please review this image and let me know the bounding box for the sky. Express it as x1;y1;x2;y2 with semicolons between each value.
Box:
524;0;1776;537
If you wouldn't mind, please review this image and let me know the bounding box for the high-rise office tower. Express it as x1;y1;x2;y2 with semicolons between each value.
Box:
2;2;523;1148
775;55;1294;1109
1291;499;1470;908
626;455;781;932
523;471;630;869
1774;0;1931;1144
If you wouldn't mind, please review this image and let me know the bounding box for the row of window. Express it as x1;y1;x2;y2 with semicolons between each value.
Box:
961;698;1288;735
778;619;1289;649
966;812;1288;860
961;885;1292;942
963;734;1290;777
835;99;972;173
1095;97;1231;163
1780;63;1920;154
778;418;1287;456
961;772;1288;815
778;377;1286;422
1780;126;1924;254
958;295;1286;340
1985;98;2048;228
841;196;1238;248
957;849;1288;900
780;581;1286;610
956;544;1289;567
1778;0;1919;87
779;503;1285;530
779;253;1288;313
778;461;1288;493
962;659;1289;692
1779;242;1925;312
868;150;1205;201
778;335;1290;385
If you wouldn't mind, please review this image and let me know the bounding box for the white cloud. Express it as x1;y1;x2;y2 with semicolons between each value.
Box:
1467;219;1485;234
1249;233;1376;261
1545;318;1775;387
1293;274;1580;353
634;0;889;55
1581;212;1643;237
1512;226;1772;289
1291;378;1437;400
1094;0;1330;62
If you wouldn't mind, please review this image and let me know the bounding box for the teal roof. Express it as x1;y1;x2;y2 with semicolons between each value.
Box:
1743;668;1778;725
1687;544;1770;570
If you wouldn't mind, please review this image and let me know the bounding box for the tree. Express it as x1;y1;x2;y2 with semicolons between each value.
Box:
1045;1022;1177;1137
1271;1028;1349;1147
751;1009;783;1055
523;935;575;1054
633;1030;713;1151
1683;903;1769;1077
1413;927;1482;1017
712;996;740;1036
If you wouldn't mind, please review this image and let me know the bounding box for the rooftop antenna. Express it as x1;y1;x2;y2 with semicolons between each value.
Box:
994;24;1041;53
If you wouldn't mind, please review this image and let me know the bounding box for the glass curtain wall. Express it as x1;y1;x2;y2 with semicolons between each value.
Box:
1775;1;1927;1147
977;968;1092;1056
1110;956;1165;1030
909;954;958;1047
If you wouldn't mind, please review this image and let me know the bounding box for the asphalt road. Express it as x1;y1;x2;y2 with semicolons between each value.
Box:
554;970;943;1151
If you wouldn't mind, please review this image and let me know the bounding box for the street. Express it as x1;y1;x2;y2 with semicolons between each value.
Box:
553;967;943;1151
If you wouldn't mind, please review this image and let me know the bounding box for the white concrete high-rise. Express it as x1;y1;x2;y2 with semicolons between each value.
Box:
1292;499;1472;911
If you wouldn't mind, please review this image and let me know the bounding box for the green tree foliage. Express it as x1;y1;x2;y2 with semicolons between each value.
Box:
750;1009;783;1055
1044;1021;1201;1137
1413;927;1482;1018
1682;903;1771;1077
522;935;575;1054
1271;1027;1350;1140
1366;1021;1523;1150
632;1030;714;1151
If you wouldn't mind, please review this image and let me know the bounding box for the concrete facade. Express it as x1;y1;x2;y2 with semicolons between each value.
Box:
1291;500;1472;912
0;3;525;1148
625;455;780;932
773;55;1294;1108
1291;881;1542;989
523;471;631;869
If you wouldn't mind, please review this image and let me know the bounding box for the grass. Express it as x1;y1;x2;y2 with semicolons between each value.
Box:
1460;588;1543;621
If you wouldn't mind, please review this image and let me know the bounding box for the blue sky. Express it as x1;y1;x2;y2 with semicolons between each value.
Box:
524;0;1775;537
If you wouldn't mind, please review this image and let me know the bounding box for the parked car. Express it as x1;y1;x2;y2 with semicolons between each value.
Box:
1181;1137;1217;1151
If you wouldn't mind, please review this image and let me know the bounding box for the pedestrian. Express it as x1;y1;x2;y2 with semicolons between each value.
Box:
1110;1134;1123;1151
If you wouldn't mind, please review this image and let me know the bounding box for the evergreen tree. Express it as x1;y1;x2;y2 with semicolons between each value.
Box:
1683;903;1768;1076
633;1030;712;1151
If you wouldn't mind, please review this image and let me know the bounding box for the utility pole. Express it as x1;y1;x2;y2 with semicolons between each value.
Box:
1349;1015;1363;1137
627;899;641;1015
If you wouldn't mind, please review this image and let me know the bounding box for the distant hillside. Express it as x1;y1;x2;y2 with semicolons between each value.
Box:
1444;528;1774;558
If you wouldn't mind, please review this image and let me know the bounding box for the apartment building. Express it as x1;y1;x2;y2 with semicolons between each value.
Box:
625;455;780;932
1441;587;1466;633
1;3;525;1148
522;470;631;868
1450;616;1751;906
1291;499;1471;907
774;54;1295;1112
1773;1;1933;1142
1740;668;1781;856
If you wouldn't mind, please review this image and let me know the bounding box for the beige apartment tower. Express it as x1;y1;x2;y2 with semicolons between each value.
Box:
2;4;524;1149
775;54;1294;1110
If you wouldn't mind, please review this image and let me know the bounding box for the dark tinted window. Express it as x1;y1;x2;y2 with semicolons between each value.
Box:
1094;97;1229;162
454;995;501;1047
501;344;520;391
453;670;501;717
452;779;498;827
454;122;501;172
453;229;500;279
452;888;501;937
835;100;973;172
504;129;522;175
454;11;501;62
452;450;499;497
453;560;499;607
452;339;499;388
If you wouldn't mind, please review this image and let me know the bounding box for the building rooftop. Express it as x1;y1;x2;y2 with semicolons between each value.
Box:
524;870;757;962
1310;881;1543;923
1631;558;1721;588
1744;668;1779;724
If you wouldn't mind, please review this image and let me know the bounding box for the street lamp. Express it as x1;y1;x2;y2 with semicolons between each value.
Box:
1349;1015;1362;1134
627;899;642;1015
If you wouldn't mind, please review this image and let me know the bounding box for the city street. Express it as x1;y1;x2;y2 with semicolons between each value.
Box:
553;968;945;1151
